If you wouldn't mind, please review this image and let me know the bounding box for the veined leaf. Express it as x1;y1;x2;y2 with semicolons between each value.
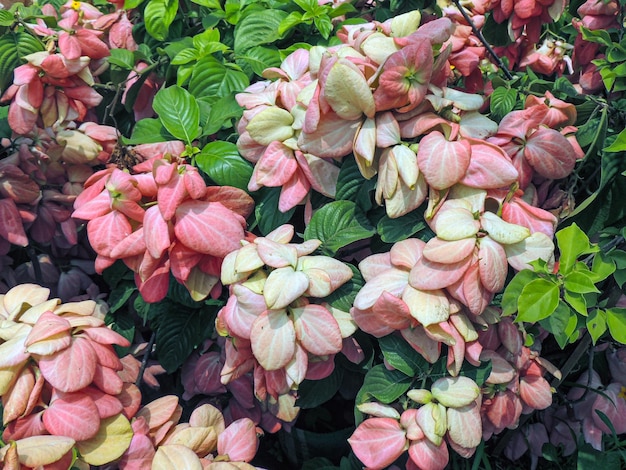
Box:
233;9;288;53
189;56;249;99
378;334;428;377
489;87;517;122
296;366;344;409
357;364;411;405
123;118;173;145
155;306;216;373
0;32;45;93
144;0;178;41
196;140;253;190
153;86;200;144
564;271;600;294
335;156;375;211
516;278;560;323
254;187;296;236
377;210;426;243
236;45;281;77
323;263;364;312
304;201;375;256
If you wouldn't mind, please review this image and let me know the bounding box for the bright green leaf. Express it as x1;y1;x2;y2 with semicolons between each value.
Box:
556;223;596;274
108;48;135;69
153;86;200;144
501;270;539;316
233;9;288;52
278;11;305;36
203;92;244;134
564;290;588;316
606;308;626;344
516;278;560;323
196;140;253;190
604;128;626;152
489;87;517;122
590;251;616;282
587;309;607;345
0;10;14;26
236;45;281;77
189;56;249;99
0;32;45;93
144;0;178;41
564;271;600;294
123;118;173;145
304;201;375;256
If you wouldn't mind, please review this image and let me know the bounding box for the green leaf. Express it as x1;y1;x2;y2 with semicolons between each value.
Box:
590;251;616;282
105;311;135;356
123;118;173;144
564;271;600;294
489;87;517;121
254;187;296;236
357;364;412;404
107;281;137;313
233;9;289;53
314;15;333;39
196;140;253;190
278;11;305;36
0;32;45;93
580;27;613;47
153;86;200;144
606;308;626;344
481;14;512;47
124;0;145;9
564;290;588;316
0;10;15;26
501;270;538;316
586;309;607;345
335;156;375;211
171;47;200;65
108;48;135;69
322;263;363;312
556;223;596;274
189;0;221;7
189;56;249;99
304;201;375;256
460;361;493;387
296;366;344;408
155;306;216;372
516;278;560;323
552;76;580;98
604;128;626;152
377;210;426;243
203;92;244;134
236;45;282;77
144;0;178;41
378;334;429;377
539;301;573;349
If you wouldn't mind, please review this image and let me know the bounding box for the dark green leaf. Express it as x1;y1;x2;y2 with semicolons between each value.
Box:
254;187;296;236
489;87;517;121
335;156;375;211
304;201;375;256
516;278;560;323
153;86;200;143
203;93;244;134
357;364;412;404
552;77;580;98
379;334;429;377
460;361;493;387
105;311;135;356
196;141;252;190
155;306;215;373
107;281;137;314
323;263;363;312
377;210;426;243
481;14;512;47
0;32;45;93
296;366;344;408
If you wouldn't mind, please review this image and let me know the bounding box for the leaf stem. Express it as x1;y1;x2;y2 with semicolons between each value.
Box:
136;330;157;388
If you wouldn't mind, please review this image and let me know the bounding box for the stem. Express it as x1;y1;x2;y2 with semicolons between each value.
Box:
136;331;157;388
451;0;514;80
26;245;43;285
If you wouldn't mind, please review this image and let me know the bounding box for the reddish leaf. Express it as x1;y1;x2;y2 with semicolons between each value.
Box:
43;391;100;441
217;418;259;462
417;132;471;190
348;418;407;469
291;304;342;356
37;336;97;392
250;310;295;371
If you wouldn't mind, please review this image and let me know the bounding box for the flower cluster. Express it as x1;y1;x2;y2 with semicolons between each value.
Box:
216;224;356;426
0;283;140;467
72;145;255;303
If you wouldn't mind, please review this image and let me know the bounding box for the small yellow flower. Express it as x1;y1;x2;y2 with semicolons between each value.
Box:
71;0;81;10
618;386;626;401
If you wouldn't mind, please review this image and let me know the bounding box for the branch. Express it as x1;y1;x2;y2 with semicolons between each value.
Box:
451;0;514;80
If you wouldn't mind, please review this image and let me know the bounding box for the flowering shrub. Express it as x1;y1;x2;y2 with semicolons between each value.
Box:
1;0;626;469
